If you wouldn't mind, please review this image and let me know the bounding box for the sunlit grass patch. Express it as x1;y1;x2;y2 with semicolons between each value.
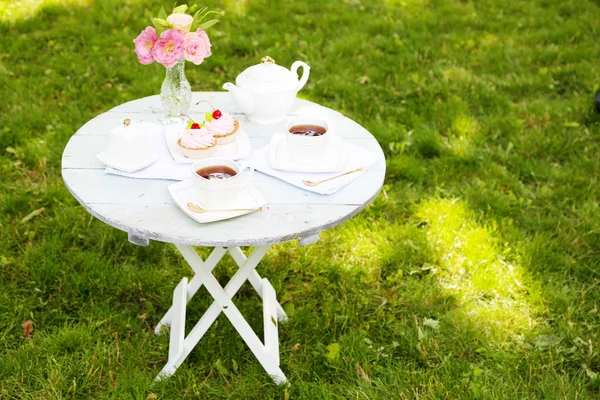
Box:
416;198;542;343
0;0;90;23
445;114;480;156
222;0;249;16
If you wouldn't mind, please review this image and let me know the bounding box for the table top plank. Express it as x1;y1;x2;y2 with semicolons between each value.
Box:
62;166;385;206
62;135;385;170
78;202;365;247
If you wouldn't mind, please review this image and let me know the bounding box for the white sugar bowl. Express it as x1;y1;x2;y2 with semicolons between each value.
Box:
98;119;156;171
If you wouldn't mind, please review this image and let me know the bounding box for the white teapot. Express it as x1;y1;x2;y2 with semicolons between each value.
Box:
223;56;310;125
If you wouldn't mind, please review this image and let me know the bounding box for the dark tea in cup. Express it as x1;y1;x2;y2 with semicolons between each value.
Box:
289;124;327;137
195;165;237;180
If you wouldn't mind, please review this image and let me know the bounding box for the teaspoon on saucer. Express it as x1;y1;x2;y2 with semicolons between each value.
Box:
302;167;363;187
187;202;262;213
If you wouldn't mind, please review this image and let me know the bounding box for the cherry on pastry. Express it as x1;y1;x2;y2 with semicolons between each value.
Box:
191;123;201;129
212;110;222;119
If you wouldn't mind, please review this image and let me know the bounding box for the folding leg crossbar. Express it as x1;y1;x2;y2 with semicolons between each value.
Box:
154;245;288;385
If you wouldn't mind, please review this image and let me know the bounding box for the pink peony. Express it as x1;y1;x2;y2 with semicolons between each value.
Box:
166;13;194;34
183;29;212;65
152;29;185;68
133;27;158;65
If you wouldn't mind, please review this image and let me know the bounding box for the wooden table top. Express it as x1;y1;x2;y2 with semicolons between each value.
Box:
61;92;386;247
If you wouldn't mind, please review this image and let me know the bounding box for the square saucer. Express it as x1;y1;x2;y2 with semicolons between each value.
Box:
165;126;252;163
167;180;267;223
96;151;158;173
268;134;346;173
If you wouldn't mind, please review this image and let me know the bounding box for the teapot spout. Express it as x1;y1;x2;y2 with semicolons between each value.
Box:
222;82;254;115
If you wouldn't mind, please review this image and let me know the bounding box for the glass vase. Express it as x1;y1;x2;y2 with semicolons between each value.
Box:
160;59;192;125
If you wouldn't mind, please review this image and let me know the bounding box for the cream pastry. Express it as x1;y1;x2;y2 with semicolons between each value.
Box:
203;110;240;145
177;123;218;159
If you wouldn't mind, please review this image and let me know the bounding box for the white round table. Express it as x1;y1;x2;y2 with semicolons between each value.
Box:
61;92;386;384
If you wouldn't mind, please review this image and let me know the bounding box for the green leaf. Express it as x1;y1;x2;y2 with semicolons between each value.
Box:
157;6;167;19
150;18;164;33
326;343;340;361
193;6;207;19
187;4;198;14
532;334;562;349
423;318;440;330
198;10;224;22
283;302;295;317
197;19;219;30
191;6;208;30
153;18;170;27
193;6;208;20
172;4;188;14
563;121;580;128
214;359;229;375
21;208;45;224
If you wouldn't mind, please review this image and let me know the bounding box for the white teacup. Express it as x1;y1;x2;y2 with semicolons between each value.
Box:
285;117;331;164
104;122;153;166
191;158;254;208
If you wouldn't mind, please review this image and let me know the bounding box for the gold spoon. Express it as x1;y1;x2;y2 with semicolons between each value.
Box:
302;167;363;187
187;202;262;213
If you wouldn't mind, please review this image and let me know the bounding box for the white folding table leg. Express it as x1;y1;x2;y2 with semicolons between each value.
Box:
154;247;227;335
188;249;286;385
227;247;287;321
158;277;187;377
262;278;280;366
156;245;287;385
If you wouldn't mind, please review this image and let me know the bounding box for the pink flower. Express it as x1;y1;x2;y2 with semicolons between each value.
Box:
133;27;158;65
152;29;185;68
166;13;194;34
183;29;212;65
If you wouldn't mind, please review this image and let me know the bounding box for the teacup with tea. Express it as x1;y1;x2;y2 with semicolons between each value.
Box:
285;117;331;164
191;157;254;207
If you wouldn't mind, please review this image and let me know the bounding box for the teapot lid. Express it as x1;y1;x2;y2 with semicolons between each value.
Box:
236;56;298;92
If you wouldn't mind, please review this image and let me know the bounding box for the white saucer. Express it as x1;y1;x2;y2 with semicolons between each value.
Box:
165;126;252;163
268;135;346;173
167;180;267;223
96;151;158;173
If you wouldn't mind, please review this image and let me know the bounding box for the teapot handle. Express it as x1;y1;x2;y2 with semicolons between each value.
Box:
291;61;310;92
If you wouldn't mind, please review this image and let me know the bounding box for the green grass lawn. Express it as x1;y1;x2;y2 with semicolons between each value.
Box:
2;0;600;398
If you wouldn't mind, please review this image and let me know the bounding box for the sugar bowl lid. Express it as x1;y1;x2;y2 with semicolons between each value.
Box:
110;118;142;137
235;56;299;93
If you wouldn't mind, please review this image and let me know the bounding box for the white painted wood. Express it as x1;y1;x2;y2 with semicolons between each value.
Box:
62;94;385;247
62;134;383;169
63;94;384;386
168;277;187;364
298;233;321;246
154;247;227;334
128;233;149;247
62;163;384;206
105;92;340;117
65;201;370;247
262;278;280;365
227;247;287;321
158;245;287;384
